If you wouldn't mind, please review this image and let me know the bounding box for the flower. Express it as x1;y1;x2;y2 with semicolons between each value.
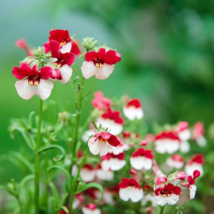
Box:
166;154;184;169
123;98;144;120
119;178;143;202
110;140;129;155
81;48;121;79
88;131;121;156
12;63;54;100
130;148;154;170
101;153;126;171
181;170;200;199
192;122;206;147
44;29;82;55
80;164;96;182
185;154;204;176
155;177;167;187
96;108;124;135
82;203;101;214
95;164;114;181
154;183;181;206
154;131;180;154
47;40;75;83
92;91;111;111
15;38;34;56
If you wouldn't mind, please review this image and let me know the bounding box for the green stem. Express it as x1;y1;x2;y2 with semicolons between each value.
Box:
17;196;24;214
159;205;165;214
34;99;43;214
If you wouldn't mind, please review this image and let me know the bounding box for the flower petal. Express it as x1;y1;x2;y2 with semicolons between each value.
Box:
59;64;72;84
60;41;72;54
81;61;96;79
95;63;114;79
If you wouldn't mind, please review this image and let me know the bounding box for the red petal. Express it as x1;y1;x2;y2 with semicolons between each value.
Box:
62;53;75;66
193;170;200;179
71;39;82;56
39;66;54;79
103;50;121;65
97;48;106;60
43;42;51;54
12;63;32;79
85;51;97;62
49;40;60;58
108;135;121;147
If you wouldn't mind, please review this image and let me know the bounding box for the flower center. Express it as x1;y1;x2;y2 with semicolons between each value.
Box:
94;58;104;68
60;41;66;46
28;75;41;86
160;190;172;197
99;137;108;142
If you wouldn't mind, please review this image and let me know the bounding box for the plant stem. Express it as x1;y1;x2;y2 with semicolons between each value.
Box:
159;205;165;214
34;99;43;214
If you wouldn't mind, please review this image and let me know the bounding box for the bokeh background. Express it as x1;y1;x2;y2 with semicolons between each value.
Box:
0;0;214;213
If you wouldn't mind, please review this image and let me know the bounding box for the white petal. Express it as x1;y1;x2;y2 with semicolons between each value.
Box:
197;136;207;147
189;185;197;199
185;164;203;176
96;169;114;180
80;168;96;182
155;195;167;206
82;130;95;143
123;107;143;120
81;61;96;79
166;194;179;205
180;141;190;153
95;63;114;79
60;42;72;54
141;193;157;206
130;157;152;170
110;159;126;171
101;160;111;171
82;207;101;214
119;188;130;201
129;187;144;202
60;64;72;83
178;129;191;141
15;79;53;100
166;158;183;169
88;137;100;155
73;198;80;209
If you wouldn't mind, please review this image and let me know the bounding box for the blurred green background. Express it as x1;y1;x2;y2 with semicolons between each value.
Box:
0;0;214;212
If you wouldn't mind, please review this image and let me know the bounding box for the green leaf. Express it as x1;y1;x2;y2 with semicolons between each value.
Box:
48;165;71;191
17;119;28;131
49;182;60;211
38;145;66;162
51;122;64;137
28;111;35;129
75;182;103;202
61;206;69;214
17;174;35;194
0;185;16;197
9;151;33;173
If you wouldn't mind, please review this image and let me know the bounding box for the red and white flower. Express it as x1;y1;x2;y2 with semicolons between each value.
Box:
81;48;121;79
80;164;96;182
15;38;34;56
95;164;114;181
123;98;144;120
185;154;204;176
155;177;167;188
119;178;143;202
44;29;81;55
101;153;126;171
12;63;54;100
47;40;75;83
82;203;101;214
96;108;124;135
92;91;111;111
181;170;200;199
130;148;154;170
111;140;129;155
154;131;180;154
154;183;181;206
166;154;184;169
88;132;121;156
141;193;157;207
192;122;207;147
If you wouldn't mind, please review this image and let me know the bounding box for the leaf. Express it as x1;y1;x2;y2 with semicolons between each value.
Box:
17;119;28;131
9;151;34;173
48;165;71;191
11;127;34;150
61;206;69;214
75;182;103;202
28;111;35;129
51;122;64;137
38;145;66;162
86;157;100;164
17;174;35;194
49;182;60;211
0;185;16;197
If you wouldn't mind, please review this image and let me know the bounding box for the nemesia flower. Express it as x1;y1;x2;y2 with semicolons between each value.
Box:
141;193;157;207
181;170;200;199
111;140;129;155
47;40;75;83
130;148;154;170
82;203;101;214
185;154;204;176
96;164;114;181
119;178;143;202
80;164;96;182
176;121;191;141
44;29;81;55
12;63;54;100
96;108;124;135
101;153;126;171
81;48;121;79
123;98;144;120
166;154;184;169
88;131;121;156
95;189;114;204
192;122;207;147
92;91;111;111
15;38;34;56
154;183;181;206
155;177;167;187
154;131;180;154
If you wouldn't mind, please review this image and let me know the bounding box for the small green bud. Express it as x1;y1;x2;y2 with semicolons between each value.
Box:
82;37;98;52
